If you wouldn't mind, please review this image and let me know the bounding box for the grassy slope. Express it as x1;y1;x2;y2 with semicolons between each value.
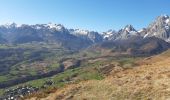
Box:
0;58;105;97
0;43;106;96
1;42;165;99
0;43;70;82
0;48;140;98
31;50;170;100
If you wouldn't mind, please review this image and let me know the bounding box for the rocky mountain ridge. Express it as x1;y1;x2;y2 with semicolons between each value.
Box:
0;15;170;50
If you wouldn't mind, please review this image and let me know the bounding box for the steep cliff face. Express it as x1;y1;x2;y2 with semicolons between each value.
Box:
144;15;170;42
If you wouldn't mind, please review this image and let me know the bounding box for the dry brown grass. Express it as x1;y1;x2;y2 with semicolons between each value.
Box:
28;50;170;100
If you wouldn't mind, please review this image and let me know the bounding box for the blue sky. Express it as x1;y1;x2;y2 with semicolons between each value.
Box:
0;0;170;32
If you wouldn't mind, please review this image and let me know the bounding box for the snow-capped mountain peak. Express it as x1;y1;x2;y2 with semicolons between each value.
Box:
143;14;170;41
1;22;22;28
102;29;116;39
138;29;144;33
45;23;65;31
162;14;169;19
157;15;170;24
69;29;103;43
73;29;90;35
0;14;170;44
120;25;138;36
124;25;137;33
162;15;169;24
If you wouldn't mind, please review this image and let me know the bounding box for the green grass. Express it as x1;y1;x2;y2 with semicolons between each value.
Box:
0;43;143;98
0;76;8;82
29;70;38;76
26;79;46;88
117;57;138;68
0;89;4;96
49;63;60;70
0;64;105;96
79;71;104;80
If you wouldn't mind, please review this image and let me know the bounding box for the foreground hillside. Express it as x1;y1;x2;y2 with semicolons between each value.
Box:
30;50;170;100
0;15;170;100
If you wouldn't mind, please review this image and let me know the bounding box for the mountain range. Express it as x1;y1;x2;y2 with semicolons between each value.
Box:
0;15;170;99
0;15;170;50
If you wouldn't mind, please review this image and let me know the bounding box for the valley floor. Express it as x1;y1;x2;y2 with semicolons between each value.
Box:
29;50;170;100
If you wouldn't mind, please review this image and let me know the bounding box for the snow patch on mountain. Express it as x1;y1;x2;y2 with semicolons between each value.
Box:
124;25;138;35
165;19;169;24
138;29;144;33
73;29;89;35
144;33;149;38
102;30;116;39
45;23;64;31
